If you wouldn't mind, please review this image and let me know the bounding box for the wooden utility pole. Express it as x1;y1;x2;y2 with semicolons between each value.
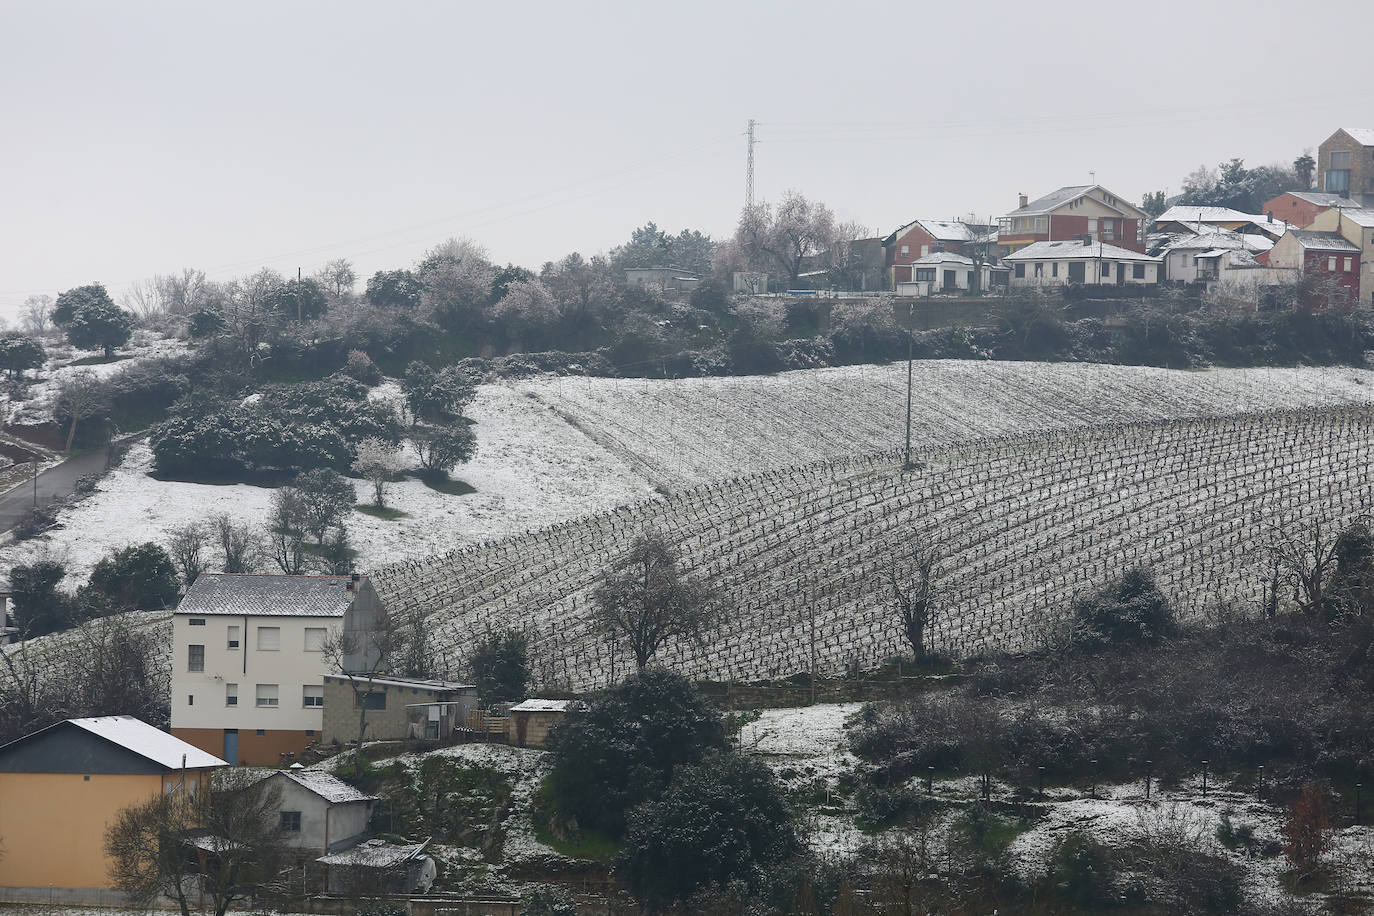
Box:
296;267;303;322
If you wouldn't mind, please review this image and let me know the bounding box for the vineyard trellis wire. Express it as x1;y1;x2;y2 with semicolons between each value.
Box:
371;405;1374;692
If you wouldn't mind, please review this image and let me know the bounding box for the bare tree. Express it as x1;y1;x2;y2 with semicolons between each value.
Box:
592;532;717;671
106;770;286;916
351;437;406;508
735;191;838;288
21;294;53;336
52;369;108;451
211;513;260;573
155;269;212;316
321;609;400;779
120;278;167;320
166;522;211;588
267;488;307;575
888;547;942;659
1268;518;1344;617
315;258;357;300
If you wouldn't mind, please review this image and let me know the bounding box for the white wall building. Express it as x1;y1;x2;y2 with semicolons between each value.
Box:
170;574;383;766
263;767;377;857
1003;239;1161;287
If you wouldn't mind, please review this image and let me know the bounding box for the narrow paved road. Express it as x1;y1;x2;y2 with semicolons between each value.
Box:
0;446;112;535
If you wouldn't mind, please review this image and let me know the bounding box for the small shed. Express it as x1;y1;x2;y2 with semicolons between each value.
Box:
317;838;436;894
507;699;585;748
322;675;478;746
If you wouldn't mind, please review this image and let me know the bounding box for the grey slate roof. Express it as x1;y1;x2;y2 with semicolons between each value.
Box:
1291;230;1360;252
282;768;377;804
1007;185;1094;216
177;573;356;618
1341;128;1374;147
1285;191;1362;208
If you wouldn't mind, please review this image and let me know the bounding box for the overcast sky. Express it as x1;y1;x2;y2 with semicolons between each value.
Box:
2;0;1370;319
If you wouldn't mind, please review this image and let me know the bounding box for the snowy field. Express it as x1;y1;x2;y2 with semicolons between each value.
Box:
6;359;1374;589
0;384;655;586
520;361;1374;487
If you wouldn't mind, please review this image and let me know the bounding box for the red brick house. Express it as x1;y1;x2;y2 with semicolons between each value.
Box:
1260;190;1362;230
883;218;993;286
998;185;1148;254
1266;229;1362;309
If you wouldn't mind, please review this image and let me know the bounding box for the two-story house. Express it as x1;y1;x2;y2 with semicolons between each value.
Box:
170;573;386;766
882;218;994;287
998;186;1148;255
1297;207;1374;307
1317;128;1374;207
1266;229;1362;309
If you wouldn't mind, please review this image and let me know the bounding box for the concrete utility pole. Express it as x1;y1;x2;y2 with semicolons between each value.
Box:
904;302;915;469
296;267;303;322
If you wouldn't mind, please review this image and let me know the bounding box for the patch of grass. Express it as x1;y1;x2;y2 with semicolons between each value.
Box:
354;503;407;520
301;541;359;561
69;353;132;366
421;475;477;496
532;821;623;862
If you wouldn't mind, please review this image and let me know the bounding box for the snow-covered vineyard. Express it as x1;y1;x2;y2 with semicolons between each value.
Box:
371;404;1374;690
520;361;1374;487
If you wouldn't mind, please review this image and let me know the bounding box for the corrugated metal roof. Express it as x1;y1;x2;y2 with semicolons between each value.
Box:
1003;240;1161;262
281;769;377;804
323;674;474;691
317;838;430;867
177;573;356;618
67;716;227;769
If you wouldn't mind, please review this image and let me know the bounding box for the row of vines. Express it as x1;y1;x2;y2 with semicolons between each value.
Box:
371;406;1374;691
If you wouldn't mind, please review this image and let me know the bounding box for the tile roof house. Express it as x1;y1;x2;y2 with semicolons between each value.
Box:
1153;229;1273;283
1261;190;1364;230
998;185;1148;254
1003;239;1161;287
883;218;995;286
1305;206;1374;308
1317;128;1374;207
0;716;226;899
171;573;387;766
1265;229;1362;309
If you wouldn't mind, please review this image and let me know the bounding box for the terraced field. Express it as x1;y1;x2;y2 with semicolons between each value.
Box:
372;405;1374;690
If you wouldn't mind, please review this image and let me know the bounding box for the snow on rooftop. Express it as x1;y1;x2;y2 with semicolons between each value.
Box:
911;251;975;265
1004;240;1160;262
1156;205;1259;225
1342;127;1374;146
282;768;377;803
508;698;582;713
178;573;356;618
67;716;227;769
317;838;430;867
1340;208;1374;228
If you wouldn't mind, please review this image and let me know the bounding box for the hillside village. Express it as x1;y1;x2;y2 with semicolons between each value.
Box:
2;124;1374;916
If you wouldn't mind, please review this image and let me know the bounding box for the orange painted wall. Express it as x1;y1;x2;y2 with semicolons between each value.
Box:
0;770;209;889
173;726;315;766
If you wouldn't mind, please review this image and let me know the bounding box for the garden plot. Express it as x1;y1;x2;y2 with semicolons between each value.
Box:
518;362;1374;488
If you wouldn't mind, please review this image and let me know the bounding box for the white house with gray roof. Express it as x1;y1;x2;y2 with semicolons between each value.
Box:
170;573;385;766
261;766;377;857
1003;239;1161;287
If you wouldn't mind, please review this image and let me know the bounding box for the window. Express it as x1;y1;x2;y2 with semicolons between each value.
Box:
189;618;205;626
188;645;204;672
914;268;936;282
188;695;194;706
304;628;326;652
899;244;909;257
226;683;238;706
356;691;386;710
256;684;279;707
1345;257;1354;272
1327;170;1351;193
281;811;301;832
1102;262;1111;276
920;245;929;256
1102;218;1118;240
227;625;240;650
1088;218;1098;235
303;685;324;708
1033;216;1048;233
1033;263;1044;277
1014;263;1025;278
1332;151;1352;169
257;627;280;651
1329;256;1339;271
1133;264;1146;279
1051;262;1059;277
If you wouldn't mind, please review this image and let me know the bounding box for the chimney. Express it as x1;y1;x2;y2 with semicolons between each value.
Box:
346;572;360;592
1267;211;1273;223
1018;193;1028;209
1082;235;1092;246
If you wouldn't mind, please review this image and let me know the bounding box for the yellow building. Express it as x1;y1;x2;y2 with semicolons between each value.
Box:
0;715;227;902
